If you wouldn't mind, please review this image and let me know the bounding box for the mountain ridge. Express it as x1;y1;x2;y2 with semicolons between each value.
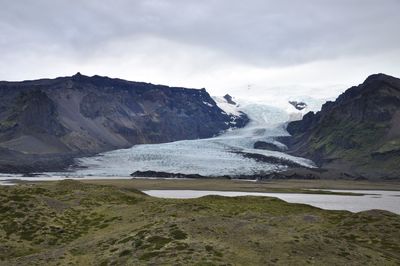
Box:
0;73;249;173
285;73;400;179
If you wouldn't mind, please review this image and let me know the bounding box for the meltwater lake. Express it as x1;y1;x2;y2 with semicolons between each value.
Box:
1;177;399;214
143;189;400;214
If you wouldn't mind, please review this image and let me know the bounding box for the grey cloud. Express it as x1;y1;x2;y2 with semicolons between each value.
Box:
1;0;400;67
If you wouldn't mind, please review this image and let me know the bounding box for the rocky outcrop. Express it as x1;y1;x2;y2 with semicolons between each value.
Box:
130;170;230;179
234;151;308;169
223;94;236;105
289;101;307;110
0;73;248;172
130;168;365;180
286;73;400;179
253;141;284;151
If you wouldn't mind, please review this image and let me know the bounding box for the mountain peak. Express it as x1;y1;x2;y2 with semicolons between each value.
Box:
286;73;400;179
223;94;236;105
363;73;398;84
72;72;85;78
71;72;88;81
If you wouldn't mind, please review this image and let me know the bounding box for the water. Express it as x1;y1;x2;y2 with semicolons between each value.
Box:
1;178;397;213
0;180;16;186
143;190;400;214
63;100;315;177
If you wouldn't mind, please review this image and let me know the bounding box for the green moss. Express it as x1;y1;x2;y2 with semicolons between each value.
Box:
99;260;109;266
117;235;135;244
376;138;400;153
170;229;187;240
119;249;131;257
1;180;399;265
139;251;164;261
205;245;214;252
147;235;172;249
133;238;143;248
0;119;17;130
195;261;218;266
309;120;387;157
174;242;189;251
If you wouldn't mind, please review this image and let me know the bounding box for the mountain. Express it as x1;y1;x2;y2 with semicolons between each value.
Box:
0;73;248;173
285;73;400;179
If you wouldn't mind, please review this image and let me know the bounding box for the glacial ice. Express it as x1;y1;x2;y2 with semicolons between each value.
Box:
68;97;317;177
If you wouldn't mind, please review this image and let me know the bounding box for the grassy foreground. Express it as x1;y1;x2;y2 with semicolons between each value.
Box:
1;180;400;265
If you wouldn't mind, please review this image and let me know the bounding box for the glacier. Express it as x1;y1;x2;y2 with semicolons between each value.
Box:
62;97;318;177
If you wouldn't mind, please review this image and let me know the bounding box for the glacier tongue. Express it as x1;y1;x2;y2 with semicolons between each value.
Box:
68;98;315;177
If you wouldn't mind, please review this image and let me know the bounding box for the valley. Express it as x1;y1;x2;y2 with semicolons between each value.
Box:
2;1;400;265
67;99;315;177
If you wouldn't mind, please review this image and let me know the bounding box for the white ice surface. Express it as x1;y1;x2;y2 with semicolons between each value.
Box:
212;96;242;116
0;98;319;179
55;98;316;177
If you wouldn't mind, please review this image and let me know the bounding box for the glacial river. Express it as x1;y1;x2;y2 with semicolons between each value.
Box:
1;178;398;214
143;189;400;214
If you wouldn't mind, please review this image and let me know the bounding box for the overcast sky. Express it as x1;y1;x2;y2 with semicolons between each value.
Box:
1;0;400;103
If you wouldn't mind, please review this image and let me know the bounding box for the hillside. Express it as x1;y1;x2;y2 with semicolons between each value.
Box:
286;73;400;179
0;180;399;265
0;73;248;172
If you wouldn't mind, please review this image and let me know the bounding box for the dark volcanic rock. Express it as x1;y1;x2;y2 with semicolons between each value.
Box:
286;73;400;179
131;171;230;179
255;168;367;180
130;168;364;180
0;73;249;172
289;101;307;110
235;151;307;169
0;147;76;174
253;141;284;151
223;94;236;105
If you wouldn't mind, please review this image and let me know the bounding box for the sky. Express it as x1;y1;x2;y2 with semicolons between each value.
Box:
1;0;400;103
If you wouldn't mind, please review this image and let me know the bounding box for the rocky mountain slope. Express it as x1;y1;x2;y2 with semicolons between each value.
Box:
0;73;248;172
286;73;400;179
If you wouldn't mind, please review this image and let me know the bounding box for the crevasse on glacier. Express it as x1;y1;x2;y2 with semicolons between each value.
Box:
70;97;316;177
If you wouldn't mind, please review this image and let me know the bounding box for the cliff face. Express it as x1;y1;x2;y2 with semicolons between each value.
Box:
0;73;248;172
286;73;400;179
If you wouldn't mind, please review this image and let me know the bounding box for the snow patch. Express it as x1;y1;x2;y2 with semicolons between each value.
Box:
202;101;214;107
285;96;327;121
212;96;241;116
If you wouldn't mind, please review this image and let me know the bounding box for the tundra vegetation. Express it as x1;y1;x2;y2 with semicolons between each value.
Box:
0;180;399;265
